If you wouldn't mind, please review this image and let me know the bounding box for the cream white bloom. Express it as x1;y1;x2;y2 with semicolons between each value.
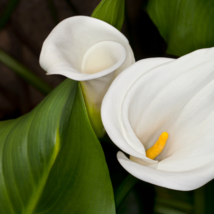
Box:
39;16;134;137
101;48;214;190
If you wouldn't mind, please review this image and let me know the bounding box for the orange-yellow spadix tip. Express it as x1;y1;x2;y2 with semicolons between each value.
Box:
146;132;169;160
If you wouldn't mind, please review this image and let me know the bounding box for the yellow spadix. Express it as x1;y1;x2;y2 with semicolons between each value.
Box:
146;132;168;160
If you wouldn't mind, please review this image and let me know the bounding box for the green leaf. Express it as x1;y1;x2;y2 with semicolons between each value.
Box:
91;0;125;30
147;0;214;56
0;79;115;214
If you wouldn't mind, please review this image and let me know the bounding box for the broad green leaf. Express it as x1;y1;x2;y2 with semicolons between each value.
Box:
0;79;115;214
147;0;214;56
91;0;125;30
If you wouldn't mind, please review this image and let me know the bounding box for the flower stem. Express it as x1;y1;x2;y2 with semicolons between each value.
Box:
115;174;139;210
0;49;52;95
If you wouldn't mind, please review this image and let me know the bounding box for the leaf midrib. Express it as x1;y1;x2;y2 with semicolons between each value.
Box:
24;128;61;214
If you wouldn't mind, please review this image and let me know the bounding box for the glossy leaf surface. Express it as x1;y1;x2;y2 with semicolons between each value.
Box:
0;79;115;214
91;0;125;30
147;0;214;56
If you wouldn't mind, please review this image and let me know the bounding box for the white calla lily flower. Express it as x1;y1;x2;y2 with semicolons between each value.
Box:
39;16;134;137
101;48;214;190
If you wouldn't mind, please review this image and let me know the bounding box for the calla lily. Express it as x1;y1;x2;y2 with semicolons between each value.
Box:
39;16;134;137
101;48;214;190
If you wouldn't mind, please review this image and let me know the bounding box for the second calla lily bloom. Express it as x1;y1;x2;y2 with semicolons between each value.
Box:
101;48;214;190
39;16;134;137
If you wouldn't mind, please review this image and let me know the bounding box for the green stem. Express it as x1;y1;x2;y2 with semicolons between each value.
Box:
0;49;52;95
0;0;20;30
115;174;139;210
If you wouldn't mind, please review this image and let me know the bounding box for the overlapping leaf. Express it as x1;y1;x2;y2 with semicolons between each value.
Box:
0;79;115;214
92;0;125;30
147;0;214;56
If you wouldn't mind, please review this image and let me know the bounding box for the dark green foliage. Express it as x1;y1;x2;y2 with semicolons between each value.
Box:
147;0;214;56
0;80;115;214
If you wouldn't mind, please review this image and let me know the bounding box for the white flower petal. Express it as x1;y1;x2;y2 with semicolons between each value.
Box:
40;16;134;137
101;57;174;162
40;16;134;80
123;48;214;170
102;47;214;190
117;151;214;191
